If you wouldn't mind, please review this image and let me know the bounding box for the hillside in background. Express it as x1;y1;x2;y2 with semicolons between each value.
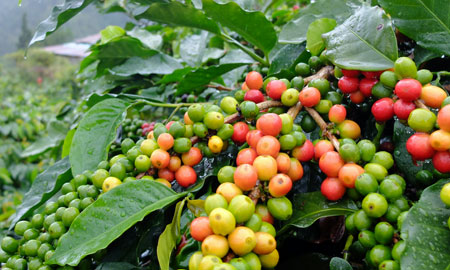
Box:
0;0;129;55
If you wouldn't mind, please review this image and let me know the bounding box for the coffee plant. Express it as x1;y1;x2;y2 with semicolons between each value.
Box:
1;0;449;269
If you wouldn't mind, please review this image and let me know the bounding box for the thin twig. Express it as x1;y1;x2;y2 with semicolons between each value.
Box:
206;84;234;91
248;180;262;205
304;65;334;85
414;100;429;110
305;107;340;151
287;102;303;119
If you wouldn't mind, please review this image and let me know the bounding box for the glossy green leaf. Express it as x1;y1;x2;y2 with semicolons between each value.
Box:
158;67;194;85
187;199;205;217
279;191;357;234
401;179;450;269
62;129;76;158
306;18;337;56
157;197;187;270
279;0;360;44
179;32;209;66
379;0;450;56
9;157;72;229
70;98;130;176
177;63;248;94
268;43;309;78
324;5;398;71
110;54;182;76
202;0;277;55
100;26;126;44
80;36;158;74
127;28;163;50
49;180;187;266
329;257;352;270
29;0;94;47
137;1;220;34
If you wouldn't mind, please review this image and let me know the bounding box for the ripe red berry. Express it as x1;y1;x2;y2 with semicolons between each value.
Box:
256;113;282;137
299;87;321;107
341;69;360;78
321;177;346;201
371;98;394;122
246;129;264;149
361;71;382;79
232;122;249;145
394;79;422;101
338;76;359;93
328;105;347;124
406;133;435;161
350;91;365;104
245;71;263;90
393;99;416;120
432;151;450;173
267;80;287;100
292;140;314;162
359;78;378;97
244;90;265;103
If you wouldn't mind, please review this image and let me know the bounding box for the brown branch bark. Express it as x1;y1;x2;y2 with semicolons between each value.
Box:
248;180;262;205
206;84;234;91
303;65;334;85
414;100;429;110
305;107;340;151
287;102;303;119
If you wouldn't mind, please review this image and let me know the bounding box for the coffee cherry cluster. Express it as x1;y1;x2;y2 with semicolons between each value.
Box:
0;173;100;270
188;191;280;270
344;171;410;269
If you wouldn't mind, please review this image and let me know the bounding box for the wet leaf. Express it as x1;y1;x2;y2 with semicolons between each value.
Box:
401;179;450;270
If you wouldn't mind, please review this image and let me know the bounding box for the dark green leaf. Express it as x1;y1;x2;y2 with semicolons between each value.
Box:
137;2;220;34
329;257;352;270
157;197;187;270
279;191;357;234
268;42;309;77
81;37;158;74
324;5;398;71
49;181;187;266
96;262;140;270
9;157;72;229
279;0;360;44
29;0;94;47
158;68;194;85
414;45;441;66
110;54;182;76
306;18;337;56
177;63;248;94
401;179;450;269
70;98;130;176
379;0;450;56
202;0;277;55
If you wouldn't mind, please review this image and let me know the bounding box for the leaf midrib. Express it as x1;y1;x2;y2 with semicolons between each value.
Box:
52;191;186;265
416;0;450;34
345;25;394;64
288;207;356;227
